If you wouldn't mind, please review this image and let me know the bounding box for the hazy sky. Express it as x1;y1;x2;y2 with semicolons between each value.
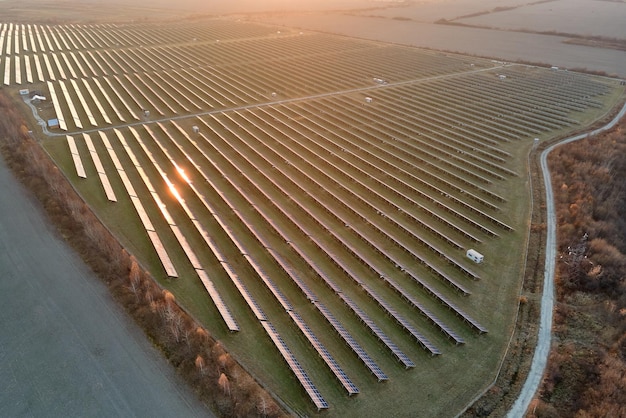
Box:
141;0;378;13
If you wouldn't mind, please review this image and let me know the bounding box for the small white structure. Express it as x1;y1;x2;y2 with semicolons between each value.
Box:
551;66;559;71
19;89;30;95
192;125;200;134
466;249;484;264
365;97;373;103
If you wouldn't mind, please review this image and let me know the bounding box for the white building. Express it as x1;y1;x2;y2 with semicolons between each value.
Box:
466;249;484;264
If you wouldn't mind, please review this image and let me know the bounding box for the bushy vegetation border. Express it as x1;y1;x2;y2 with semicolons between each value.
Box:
0;91;288;418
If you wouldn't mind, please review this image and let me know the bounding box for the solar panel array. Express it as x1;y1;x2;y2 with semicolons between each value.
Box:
113;121;335;405
5;17;620;412
165;117;420;377
66;135;86;178
108;129;178;278
188;112;468;356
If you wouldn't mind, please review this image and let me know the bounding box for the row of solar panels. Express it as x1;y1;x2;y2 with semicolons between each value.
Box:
227;106;492;336
192;116;450;355
65;130;243;334
142;121;331;408
182;126;367;398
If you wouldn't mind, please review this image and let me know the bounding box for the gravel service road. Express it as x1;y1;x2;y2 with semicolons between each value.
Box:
0;158;212;417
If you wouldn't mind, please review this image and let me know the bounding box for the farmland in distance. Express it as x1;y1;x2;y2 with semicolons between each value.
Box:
3;17;624;417
453;0;626;39
255;0;626;78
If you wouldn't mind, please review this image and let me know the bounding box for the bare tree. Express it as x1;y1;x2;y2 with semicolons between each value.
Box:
218;373;230;397
129;258;141;299
195;355;206;375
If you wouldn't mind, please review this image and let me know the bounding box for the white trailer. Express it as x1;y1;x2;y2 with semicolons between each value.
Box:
466;249;484;264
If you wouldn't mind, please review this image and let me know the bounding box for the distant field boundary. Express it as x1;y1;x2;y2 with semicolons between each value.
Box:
435;20;626;54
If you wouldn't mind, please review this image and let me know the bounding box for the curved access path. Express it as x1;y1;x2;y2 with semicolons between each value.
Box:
507;101;626;417
0;157;213;417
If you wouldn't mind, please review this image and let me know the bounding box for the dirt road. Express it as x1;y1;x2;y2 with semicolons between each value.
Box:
0;158;212;417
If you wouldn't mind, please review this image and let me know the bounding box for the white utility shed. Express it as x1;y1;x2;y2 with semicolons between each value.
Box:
466;249;484;264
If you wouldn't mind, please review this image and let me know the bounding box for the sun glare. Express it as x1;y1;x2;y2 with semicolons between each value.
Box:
176;166;191;184
168;183;182;201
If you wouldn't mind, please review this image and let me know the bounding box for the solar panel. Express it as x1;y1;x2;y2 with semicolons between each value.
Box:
103;75;140;120
222;262;267;321
243;254;293;311
313;300;390;380
47;81;66;128
69;52;87;78
267;248;317;301
130;196;155;231
288;310;359;395
147;230;178;278
66;135;79;155
260;321;329;410
93;77;125;122
82;78;112;124
3;57;11;85
32;55;44;82
287;242;344;294
100;174;117;202
196;269;239;332
70;78;97;127
118;170;138;198
70;152;86;179
84;134;117;202
66;136;87;178
24;55;33;84
58;80;82;129
170;225;202;270
150;191;176;226
384;277;465;345
193;222;227;262
361;283;440;356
